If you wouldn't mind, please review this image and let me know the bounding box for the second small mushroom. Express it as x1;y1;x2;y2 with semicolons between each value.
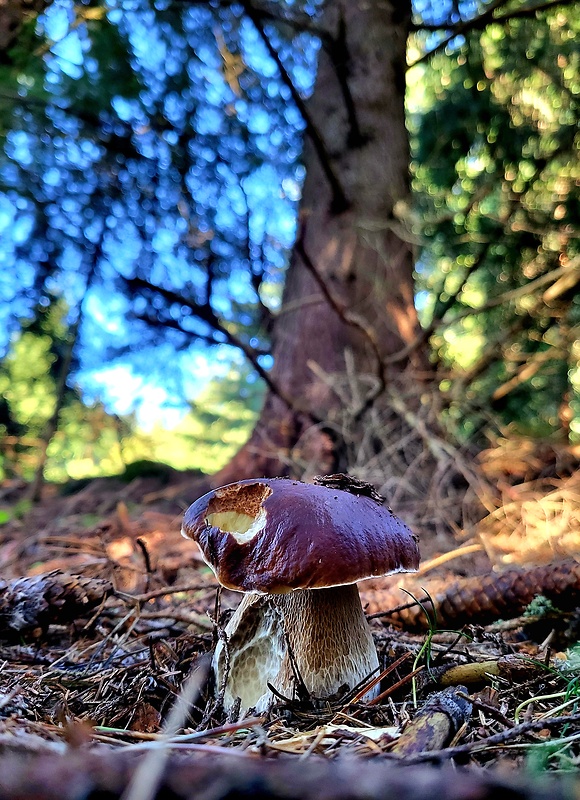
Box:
182;476;419;712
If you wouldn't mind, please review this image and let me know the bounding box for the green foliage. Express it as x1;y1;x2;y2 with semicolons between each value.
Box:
119;460;178;483
561;644;580;700
75;15;143;107
0;20;47;138
0;306;262;481
0;300;127;481
410;5;580;443
523;595;557;617
525;738;579;774
0;331;57;436
523;644;580;773
144;365;265;474
0;499;32;522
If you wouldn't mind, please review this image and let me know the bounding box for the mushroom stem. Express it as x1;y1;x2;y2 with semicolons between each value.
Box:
276;583;380;701
214;584;379;713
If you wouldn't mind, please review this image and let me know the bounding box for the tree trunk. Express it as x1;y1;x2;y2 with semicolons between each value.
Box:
218;0;424;485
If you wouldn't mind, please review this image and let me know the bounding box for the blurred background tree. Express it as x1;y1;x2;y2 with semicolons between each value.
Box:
411;4;579;442
0;0;577;528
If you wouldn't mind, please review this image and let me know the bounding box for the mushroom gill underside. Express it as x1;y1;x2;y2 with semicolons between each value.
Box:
213;583;380;713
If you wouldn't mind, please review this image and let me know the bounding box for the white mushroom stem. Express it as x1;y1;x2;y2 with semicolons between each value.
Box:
213;584;379;713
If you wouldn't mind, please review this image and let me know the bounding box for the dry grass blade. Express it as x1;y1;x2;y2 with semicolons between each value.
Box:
342;652;413;707
118;717;265;750
367;666;425;706
415;543;484;576
120;655;210;800
477;443;580;565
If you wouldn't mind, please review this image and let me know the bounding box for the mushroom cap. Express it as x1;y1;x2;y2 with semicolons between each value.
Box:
182;478;420;593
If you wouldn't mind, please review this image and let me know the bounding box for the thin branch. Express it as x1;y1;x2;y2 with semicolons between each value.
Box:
389;712;580;763
410;21;460;32
491;345;563;401
440;260;577;407
442;258;579;325
203;254;215;307
131;312;223;348
455;691;515;730
125;276;217;327
323;12;366;148
240;0;350;213
409;0;509;68
428;241;493;333
377;199;497;368
411;0;573;33
239;182;275;333
125;275;307;417
241;1;331;40
165;0;332;40
217;327;298;411
444;316;528;393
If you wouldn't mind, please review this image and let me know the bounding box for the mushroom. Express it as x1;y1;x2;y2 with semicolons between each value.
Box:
181;477;419;712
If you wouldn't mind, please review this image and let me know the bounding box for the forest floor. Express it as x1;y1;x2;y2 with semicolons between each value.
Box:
0;444;580;792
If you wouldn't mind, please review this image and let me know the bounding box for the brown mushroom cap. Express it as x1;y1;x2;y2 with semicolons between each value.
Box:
182;478;419;593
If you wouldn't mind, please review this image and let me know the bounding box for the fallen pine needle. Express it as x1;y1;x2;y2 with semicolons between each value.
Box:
120;656;209;800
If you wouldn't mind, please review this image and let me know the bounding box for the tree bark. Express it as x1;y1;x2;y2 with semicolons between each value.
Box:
218;0;424;484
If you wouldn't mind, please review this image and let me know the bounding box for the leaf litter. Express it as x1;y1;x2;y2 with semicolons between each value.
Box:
0;473;579;774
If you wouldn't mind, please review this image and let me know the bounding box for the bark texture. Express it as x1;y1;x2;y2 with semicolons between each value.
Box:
218;0;422;483
391;687;472;756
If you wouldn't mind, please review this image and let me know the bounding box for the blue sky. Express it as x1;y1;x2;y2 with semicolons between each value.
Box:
0;0;317;427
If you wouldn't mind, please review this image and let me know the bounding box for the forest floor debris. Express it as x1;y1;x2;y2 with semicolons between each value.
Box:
0;453;579;778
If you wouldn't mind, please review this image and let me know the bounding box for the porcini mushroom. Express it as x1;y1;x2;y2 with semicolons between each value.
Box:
181;477;419;712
